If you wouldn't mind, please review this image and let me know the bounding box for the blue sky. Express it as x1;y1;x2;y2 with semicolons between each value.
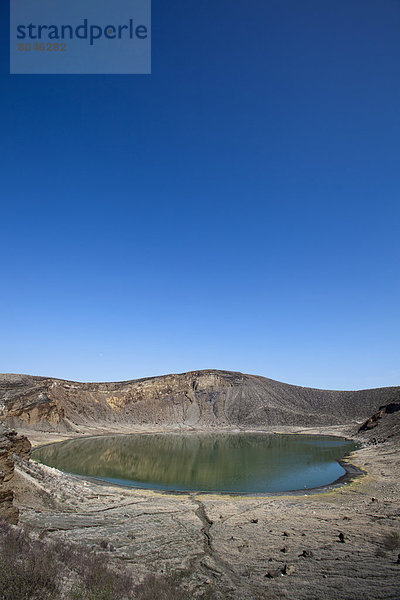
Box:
1;0;399;389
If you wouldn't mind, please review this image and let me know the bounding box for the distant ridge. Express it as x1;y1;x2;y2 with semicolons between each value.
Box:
0;370;399;432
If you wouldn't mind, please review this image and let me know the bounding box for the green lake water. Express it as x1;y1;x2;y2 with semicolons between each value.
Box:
32;433;357;493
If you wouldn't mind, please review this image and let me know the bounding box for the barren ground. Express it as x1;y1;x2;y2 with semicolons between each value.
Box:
12;425;400;600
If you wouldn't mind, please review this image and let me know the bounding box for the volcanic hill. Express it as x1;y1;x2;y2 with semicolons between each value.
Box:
1;370;399;433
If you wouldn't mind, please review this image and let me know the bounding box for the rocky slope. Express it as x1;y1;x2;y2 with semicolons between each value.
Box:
0;424;31;523
1;370;399;432
356;396;400;444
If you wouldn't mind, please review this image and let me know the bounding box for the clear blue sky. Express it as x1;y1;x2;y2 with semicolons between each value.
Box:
1;0;399;390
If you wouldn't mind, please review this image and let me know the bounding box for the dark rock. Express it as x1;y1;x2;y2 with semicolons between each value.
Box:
251;518;258;523
338;532;345;543
266;569;282;579
299;550;314;558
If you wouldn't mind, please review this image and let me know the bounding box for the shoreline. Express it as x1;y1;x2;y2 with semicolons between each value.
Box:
30;429;365;497
18;422;360;447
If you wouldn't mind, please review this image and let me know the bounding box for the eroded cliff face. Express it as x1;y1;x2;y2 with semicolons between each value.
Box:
0;424;31;523
0;371;241;431
1;370;399;434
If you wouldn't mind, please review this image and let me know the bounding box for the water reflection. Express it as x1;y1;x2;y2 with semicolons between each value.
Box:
32;433;357;493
